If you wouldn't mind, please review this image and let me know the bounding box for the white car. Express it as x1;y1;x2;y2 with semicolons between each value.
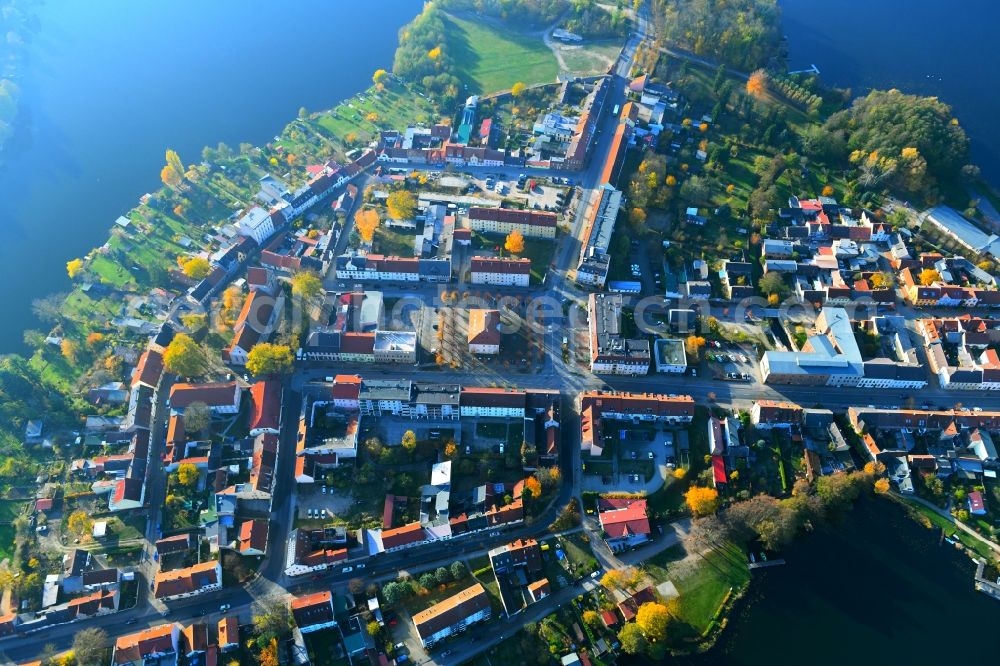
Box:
342;566;354;574
322;486;327;494
219;604;231;612
356;563;366;569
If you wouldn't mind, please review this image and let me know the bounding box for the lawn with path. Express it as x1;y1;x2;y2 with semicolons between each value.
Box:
443;14;558;95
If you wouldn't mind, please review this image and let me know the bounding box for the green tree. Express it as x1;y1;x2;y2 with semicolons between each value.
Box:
759;271;788;296
435;566;451;585
246;343;294;376
449;561;466;580
165;148;186;178
176;462;199;487
387;190;417;220
180;256;210;280
291;270;324;302
618;622;648;655
163;333;209;378
401;430;417;452
636;602;671;642
253;597;293;640
73;627;109;666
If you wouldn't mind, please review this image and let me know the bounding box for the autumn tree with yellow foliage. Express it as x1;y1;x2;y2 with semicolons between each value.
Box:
636;602;672;642
354;208;381;243
504;229;525;255
746;69;769;98
66;258;84;279
919;268;941;286
685;486;720;516
181;256;211;280
386;190;417;220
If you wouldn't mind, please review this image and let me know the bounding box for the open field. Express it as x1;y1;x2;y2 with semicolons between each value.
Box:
643;541;750;642
444;14;558;94
558;40;623;77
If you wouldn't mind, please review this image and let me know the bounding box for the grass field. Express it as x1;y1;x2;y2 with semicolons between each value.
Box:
644;542;750;642
444;14;558;94
558;40;623;77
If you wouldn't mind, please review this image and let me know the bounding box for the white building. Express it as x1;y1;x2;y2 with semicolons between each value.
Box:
470;257;531;287
238;206;277;245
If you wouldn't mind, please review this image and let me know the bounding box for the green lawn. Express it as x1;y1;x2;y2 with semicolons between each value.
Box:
643;542;750;642
443;14;558;94
557;533;598;575
518;238;556;285
559;40;624;77
311;83;439;149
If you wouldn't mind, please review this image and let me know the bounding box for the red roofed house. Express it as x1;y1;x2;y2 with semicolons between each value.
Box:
249;380;282;436
291;591;337;633
600;609;619;628
331;374;362;410
468;309;501;355
467;207;557;239
470;256;531;287
169;381;242;415
132;349;164;390
218;616;239;651
527;578;551;603
616;586;656;622
113;623;180;666
153;560;222;601
597;497;650;550
238;519;269;556
712;455;728;487
180;622;209;657
969;490;987;515
368;521;426;554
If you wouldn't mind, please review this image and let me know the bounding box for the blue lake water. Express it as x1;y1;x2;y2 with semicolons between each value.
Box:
781;0;1000;183
0;0;418;351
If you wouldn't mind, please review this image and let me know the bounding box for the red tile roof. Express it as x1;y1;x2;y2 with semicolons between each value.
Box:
332;375;362;400
114;623;177;664
468;309;501;346
340;332;375;354
381;522;425;549
597;498;650;539
249;380;281;431
132;349;164;389
470;256;531;274
712;455;728;484
468;207;557;228
153;561;219;599
239;519;268;554
169;382;240;409
218;616;239;647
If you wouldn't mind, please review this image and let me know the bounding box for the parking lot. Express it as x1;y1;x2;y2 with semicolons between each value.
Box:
704;341;760;383
469;173;573;213
581;424;684;494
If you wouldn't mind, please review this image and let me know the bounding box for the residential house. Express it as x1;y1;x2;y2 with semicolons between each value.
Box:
468;309;501;355
412;583;492;648
291;591;338;634
470;257;531;287
153;561;222;601
588;293;649;376
113;623;180;666
467;207;557;240
597;498;650;550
